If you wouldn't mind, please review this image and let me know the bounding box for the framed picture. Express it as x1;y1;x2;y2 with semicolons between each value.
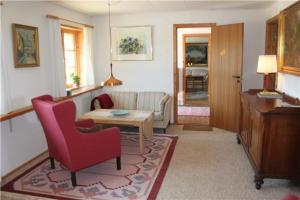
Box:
278;1;300;76
185;43;208;67
111;26;152;61
12;24;40;67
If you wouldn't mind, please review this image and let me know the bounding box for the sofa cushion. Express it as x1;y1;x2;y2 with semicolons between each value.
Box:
137;92;166;112
108;92;137;110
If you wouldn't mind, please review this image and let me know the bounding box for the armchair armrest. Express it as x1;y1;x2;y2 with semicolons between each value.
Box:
75;119;95;128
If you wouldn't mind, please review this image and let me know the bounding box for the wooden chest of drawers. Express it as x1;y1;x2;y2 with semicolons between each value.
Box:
238;90;300;189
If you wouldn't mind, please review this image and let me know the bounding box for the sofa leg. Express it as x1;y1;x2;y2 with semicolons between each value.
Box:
71;172;76;187
116;157;121;170
50;157;55;169
163;128;166;134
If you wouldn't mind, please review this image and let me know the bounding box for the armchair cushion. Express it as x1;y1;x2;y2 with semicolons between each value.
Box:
78;124;103;133
75;119;95;128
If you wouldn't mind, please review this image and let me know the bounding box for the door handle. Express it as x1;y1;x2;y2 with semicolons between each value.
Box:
232;75;242;83
232;75;241;79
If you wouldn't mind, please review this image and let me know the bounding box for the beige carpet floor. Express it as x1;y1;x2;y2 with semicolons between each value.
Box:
2;125;300;200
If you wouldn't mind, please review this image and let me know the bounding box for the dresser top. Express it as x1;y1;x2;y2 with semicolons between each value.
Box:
242;90;300;114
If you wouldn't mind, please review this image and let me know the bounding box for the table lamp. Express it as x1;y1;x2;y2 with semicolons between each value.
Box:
257;55;277;95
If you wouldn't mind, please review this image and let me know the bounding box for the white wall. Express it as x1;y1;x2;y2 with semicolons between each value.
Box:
265;0;300;99
0;1;97;176
92;9;266;95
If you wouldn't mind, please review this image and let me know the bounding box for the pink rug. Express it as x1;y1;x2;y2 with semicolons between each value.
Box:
178;106;210;116
2;134;177;200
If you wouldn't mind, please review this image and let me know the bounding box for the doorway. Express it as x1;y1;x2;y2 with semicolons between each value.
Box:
173;24;214;126
173;23;244;132
183;34;210;106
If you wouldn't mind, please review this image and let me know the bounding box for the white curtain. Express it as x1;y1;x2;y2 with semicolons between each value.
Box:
83;27;95;86
0;5;12;114
48;19;66;97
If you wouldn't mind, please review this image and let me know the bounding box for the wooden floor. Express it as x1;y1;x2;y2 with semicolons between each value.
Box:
177;115;209;125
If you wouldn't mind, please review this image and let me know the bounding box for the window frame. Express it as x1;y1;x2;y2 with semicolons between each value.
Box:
61;25;83;89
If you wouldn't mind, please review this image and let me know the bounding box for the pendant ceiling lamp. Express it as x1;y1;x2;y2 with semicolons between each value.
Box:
102;1;122;87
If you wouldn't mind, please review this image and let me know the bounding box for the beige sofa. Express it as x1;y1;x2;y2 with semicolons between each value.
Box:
93;91;171;132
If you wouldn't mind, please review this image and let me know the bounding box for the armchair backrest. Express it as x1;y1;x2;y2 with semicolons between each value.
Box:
32;95;55;156
32;96;75;168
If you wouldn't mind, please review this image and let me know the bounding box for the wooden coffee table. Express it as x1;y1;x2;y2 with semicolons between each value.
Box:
81;109;154;153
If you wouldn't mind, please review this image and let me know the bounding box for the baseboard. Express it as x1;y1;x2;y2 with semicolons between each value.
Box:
1;150;49;187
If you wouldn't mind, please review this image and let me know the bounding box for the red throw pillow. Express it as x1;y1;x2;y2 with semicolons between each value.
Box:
97;93;114;109
90;93;114;110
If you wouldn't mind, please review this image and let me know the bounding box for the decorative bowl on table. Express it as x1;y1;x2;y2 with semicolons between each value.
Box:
110;110;129;116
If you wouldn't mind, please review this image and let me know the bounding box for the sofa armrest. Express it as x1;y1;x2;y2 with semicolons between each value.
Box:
160;95;169;112
163;96;172;122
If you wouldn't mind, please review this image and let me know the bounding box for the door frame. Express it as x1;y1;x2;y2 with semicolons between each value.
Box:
173;23;216;125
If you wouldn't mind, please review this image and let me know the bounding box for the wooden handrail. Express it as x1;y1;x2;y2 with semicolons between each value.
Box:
0;85;103;122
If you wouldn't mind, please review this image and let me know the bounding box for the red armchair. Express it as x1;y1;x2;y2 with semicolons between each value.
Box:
32;95;95;129
31;96;121;187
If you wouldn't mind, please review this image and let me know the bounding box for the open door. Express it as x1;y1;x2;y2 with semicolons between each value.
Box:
210;23;243;132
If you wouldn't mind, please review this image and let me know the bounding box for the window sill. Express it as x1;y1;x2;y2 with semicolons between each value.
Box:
66;85;103;97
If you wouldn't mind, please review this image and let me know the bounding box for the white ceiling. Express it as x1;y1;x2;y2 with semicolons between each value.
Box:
53;1;276;16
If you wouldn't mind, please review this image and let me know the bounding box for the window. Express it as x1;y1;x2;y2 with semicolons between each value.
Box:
61;26;83;88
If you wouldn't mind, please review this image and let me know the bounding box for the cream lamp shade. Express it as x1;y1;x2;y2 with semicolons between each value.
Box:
257;55;278;74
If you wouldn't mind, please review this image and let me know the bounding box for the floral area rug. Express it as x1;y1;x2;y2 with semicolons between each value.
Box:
2;134;178;200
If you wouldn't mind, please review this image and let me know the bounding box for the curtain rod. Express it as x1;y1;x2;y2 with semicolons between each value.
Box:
46;14;94;29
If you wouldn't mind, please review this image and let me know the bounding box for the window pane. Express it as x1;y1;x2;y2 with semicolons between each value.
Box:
64;33;75;50
64;50;76;85
66;67;76;85
64;51;76;67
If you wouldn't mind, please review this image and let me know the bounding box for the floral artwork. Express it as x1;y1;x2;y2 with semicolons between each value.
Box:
111;26;152;60
119;36;144;54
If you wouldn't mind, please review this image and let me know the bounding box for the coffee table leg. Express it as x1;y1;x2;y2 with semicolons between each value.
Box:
139;123;144;154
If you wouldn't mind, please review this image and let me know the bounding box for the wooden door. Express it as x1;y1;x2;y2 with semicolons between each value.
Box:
210;23;243;132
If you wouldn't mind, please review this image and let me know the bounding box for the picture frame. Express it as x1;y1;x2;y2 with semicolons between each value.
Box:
185;43;208;67
12;23;40;68
111;26;152;61
278;1;300;76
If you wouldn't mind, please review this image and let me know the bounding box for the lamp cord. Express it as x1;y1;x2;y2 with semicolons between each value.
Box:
108;0;112;73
